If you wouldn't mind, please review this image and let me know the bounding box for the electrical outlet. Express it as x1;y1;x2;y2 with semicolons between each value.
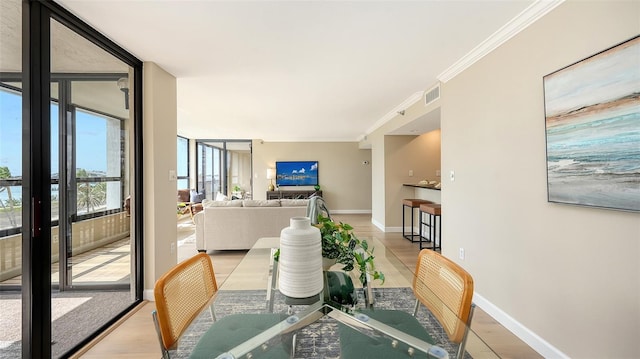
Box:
436;169;441;177
409;170;414;177
450;170;455;182
459;248;465;260
170;242;176;254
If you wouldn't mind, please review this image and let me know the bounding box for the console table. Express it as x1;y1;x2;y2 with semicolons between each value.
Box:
267;190;322;200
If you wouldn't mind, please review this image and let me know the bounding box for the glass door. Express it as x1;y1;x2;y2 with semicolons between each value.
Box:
226;141;252;199
0;1;23;357
196;140;252;200
197;142;224;199
48;18;138;357
1;2;142;357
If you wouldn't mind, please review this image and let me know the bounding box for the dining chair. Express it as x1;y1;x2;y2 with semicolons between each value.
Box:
152;253;291;359
339;249;474;359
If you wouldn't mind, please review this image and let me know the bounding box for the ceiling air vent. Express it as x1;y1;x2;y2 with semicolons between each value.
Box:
425;84;440;106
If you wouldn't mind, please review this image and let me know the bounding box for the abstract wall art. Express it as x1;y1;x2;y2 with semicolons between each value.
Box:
544;36;639;212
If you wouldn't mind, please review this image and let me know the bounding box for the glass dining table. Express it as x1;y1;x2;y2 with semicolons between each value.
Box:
175;237;500;359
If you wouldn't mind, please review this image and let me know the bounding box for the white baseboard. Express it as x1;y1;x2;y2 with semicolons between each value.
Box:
331;209;372;214
369;217;404;233
473;292;568;358
368;215;562;358
143;289;154;301
372;218;385;231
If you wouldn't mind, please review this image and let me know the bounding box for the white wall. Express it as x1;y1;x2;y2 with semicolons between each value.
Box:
143;62;178;298
441;1;639;357
252;141;372;212
370;130;387;228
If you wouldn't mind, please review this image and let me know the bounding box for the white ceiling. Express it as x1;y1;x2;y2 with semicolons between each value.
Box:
56;0;534;141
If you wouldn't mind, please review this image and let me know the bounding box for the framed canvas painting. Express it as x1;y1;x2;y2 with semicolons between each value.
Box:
543;35;639;212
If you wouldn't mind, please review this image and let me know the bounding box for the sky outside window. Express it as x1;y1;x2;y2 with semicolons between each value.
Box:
0;89;22;177
1;89;111;202
75;109;108;176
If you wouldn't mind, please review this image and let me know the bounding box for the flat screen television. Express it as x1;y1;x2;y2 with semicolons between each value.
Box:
276;161;319;187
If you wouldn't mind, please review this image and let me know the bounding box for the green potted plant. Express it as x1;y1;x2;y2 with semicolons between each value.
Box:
316;215;384;286
232;185;243;199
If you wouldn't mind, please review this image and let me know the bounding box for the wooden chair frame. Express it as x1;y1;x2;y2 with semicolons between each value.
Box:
152;253;218;359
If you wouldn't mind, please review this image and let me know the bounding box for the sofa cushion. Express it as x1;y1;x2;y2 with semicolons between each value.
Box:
339;310;435;359
242;199;281;207
189;314;291;359
280;199;309;207
196;205;307;250
208;199;243;207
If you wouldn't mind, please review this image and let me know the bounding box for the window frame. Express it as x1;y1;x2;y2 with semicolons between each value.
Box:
0;78;129;235
195;139;252;199
15;1;144;357
177;135;189;190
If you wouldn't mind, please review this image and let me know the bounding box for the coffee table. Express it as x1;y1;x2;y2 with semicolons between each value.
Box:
179;237;499;359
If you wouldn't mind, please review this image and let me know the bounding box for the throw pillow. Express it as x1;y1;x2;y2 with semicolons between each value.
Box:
215;192;229;201
190;189;204;203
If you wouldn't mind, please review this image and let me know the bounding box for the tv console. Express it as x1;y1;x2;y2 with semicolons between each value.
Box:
267;190;322;200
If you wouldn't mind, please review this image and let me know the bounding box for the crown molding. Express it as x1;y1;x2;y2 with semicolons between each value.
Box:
359;0;564;142
362;91;424;139
437;0;564;83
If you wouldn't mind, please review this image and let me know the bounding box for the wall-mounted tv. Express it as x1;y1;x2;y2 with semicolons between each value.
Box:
276;161;319;187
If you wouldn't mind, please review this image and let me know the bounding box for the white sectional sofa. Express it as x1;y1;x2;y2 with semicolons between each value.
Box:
193;199;308;251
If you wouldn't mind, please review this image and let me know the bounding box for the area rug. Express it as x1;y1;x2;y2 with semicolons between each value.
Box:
171;288;471;359
0;290;133;359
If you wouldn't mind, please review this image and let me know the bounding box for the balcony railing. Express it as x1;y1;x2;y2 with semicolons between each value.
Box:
0;211;130;283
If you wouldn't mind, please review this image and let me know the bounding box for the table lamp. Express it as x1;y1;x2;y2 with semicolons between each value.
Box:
267;168;275;191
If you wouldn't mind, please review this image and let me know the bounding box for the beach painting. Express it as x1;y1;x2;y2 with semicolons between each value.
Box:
544;36;639;212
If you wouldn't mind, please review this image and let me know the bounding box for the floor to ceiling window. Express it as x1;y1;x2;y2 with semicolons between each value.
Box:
0;1;143;357
0;2;25;357
177;136;189;190
196;140;252;200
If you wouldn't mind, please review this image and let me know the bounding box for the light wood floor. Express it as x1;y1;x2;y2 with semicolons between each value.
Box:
74;214;542;359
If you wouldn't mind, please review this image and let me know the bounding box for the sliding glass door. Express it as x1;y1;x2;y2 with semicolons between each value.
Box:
48;17;138;358
0;1;143;357
197;141;223;199
196;140;252;200
0;2;23;356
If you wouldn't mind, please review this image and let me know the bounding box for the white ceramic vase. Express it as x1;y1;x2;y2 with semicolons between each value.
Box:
278;217;324;298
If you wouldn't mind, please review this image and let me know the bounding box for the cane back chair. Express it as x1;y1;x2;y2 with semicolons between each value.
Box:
339;249;474;359
412;249;475;357
152;253;288;358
